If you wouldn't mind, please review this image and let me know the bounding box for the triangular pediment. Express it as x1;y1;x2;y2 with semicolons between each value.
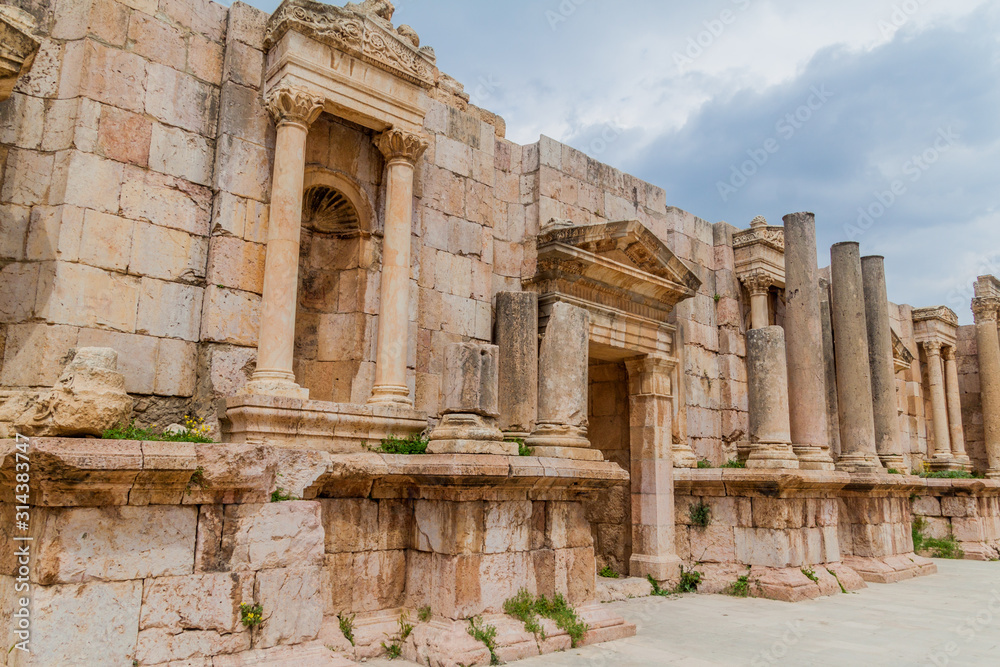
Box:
536;220;702;296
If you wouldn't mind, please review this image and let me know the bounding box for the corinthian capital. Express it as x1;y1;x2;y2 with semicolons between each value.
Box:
740;269;773;297
376;128;429;164
265;85;324;127
922;339;944;355
972;297;1000;324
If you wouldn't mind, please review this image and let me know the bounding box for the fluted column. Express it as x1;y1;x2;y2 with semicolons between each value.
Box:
245;86;324;399
783;212;835;470
943;346;971;469
973;298;1000;478
625;355;682;582
830;242;882;473
742;270;772;330
924;341;954;468
861;256;905;469
369;129;428;405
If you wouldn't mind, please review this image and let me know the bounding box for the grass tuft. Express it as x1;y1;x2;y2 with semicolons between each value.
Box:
689;500;711;528
377;433;430;455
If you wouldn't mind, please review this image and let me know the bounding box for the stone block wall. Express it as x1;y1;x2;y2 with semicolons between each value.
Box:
912;482;1000;561
956;324;987;471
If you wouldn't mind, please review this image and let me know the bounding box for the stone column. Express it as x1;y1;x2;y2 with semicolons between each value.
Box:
244;86;324;399
625;355;682;581
943;346;971;469
973;298;1000;478
923;341;954;468
819;277;842;459
742;271;772;330
427;343;516;456
526;302;601;460
782;212;835;470
745;326;799;469
830;242;882;473
861;256;905;469
369;129;429;405
495;292;538;439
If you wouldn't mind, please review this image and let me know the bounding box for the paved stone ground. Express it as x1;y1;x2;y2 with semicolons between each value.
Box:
370;560;1000;667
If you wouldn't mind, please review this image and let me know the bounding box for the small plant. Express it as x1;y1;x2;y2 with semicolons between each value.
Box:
504;588;544;640
828;570;848;594
102;416;214;443
270;488;296;502
506;437;533;456
382;640;402;659
887;468;903;475
689;499;711;528
728;575;752;598
647;574;670;597
398;611;414;642
598;565;620;579
502;590;587;648
912;517;965;559
378;433;430;455
240;603;264;628
801;567;818;583
721;458;746;469
675;566;703;594
338;612;356;646
418;605;432;622
713;293;722;303
467;616;500;665
696;458;713;469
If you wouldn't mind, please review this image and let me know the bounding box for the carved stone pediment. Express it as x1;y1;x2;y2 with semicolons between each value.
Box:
891;328;914;373
0;6;40;102
265;0;438;88
913;305;960;348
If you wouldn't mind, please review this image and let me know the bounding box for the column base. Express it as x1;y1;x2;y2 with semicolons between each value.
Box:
672;442;700;469
987;469;1000;480
793;445;836;471
928;455;965;472
747;443;800;469
835;454;883;474
629;553;683;583
368;384;413;406
426;413;517;456
950;454;972;471
877;454;907;471
528;446;603;461
525;423;590;449
240;376;309;400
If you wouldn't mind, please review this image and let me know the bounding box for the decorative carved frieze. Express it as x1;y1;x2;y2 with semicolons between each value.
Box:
265;0;438;88
913;306;959;327
913;305;960;349
376;128;429;164
0;6;40;102
264;85;325;126
733;216;785;252
733;215;786;290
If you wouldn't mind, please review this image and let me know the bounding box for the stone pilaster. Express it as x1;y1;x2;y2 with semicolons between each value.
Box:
495;292;538;439
923;340;955;470
244;85;324;399
625;355;682;581
861;256;905;469
526;302;600;460
782;212;835;470
942;346;971;470
830;242;883;473
741;270;772;330
745;326;799;469
427;343;515;456
973;297;1000;478
369;128;429;405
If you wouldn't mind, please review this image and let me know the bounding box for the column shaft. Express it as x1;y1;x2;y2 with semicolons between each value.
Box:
369;130;428;405
830;242;882;472
973;299;1000;478
246;87;323;399
943;348;970;467
495;292;538;438
783;212;834;469
861;256;905;468
746;326;799;469
625;356;682;582
924;342;953;466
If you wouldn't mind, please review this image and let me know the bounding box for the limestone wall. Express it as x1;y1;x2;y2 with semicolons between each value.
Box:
956;324;987;471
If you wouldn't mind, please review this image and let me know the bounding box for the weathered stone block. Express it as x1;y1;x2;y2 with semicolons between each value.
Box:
0;203;29;260
140;572;253;634
253;566;323;649
484;501;532;554
0;323;79;387
136;277;204;341
78;40;147;113
34;506;197;584
218;80;274;149
35;261;140;333
0;148;53;206
75;328;158;394
129;220;209;282
413;500;484;554
351;550;407;613
121;165;213;237
160;0;228;42
223;39;264;89
207;236;266;294
941;496;979;518
146;62;219;137
154;336;198;396
546;502;592;550
135;627;250;665
221;502;324;571
320;498;378;554
188;33;225;85
149;122;215;186
200;285;261;347
128;10;186;70
0;262;38;322
214;134;272;200
78;208;133;272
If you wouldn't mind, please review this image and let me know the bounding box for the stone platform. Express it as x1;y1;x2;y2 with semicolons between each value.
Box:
911;477;1000;560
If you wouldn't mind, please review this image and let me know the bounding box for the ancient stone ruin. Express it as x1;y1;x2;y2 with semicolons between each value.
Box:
0;0;998;664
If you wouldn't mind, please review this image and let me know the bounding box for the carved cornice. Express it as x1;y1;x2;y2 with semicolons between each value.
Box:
733;219;785;252
265;0;438;88
912;306;959;327
265;85;325;127
972;297;1000;324
376;128;428;164
0;6;40;102
740;269;773;296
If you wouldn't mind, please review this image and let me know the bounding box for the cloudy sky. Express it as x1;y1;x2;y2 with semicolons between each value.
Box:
246;0;1000;323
